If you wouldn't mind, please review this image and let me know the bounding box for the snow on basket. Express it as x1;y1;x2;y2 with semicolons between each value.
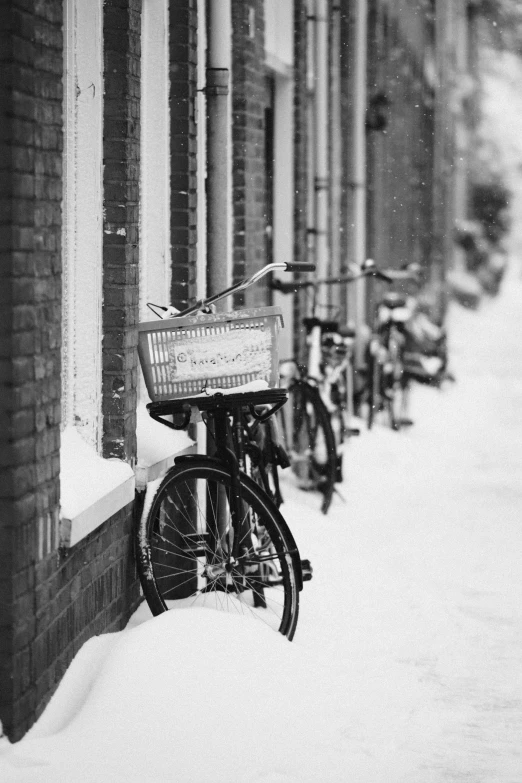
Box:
138;306;284;401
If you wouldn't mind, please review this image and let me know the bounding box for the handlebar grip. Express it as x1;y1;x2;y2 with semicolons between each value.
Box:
269;279;312;293
374;271;394;284
284;262;316;273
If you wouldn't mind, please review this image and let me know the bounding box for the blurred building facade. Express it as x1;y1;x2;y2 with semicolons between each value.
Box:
0;0;476;739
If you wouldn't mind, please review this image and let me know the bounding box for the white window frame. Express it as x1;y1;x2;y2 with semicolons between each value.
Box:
137;0;195;488
265;0;295;360
60;0;134;548
62;0;103;449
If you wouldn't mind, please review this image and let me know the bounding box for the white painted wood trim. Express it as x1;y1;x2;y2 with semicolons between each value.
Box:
62;0;104;451
265;52;293;79
272;74;295;361
140;0;171;320
60;475;136;548
197;0;208;302
134;443;196;491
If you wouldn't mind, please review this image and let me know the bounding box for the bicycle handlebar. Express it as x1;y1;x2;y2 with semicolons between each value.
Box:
147;261;316;319
377;268;420;282
269;267;392;294
284;262;317;273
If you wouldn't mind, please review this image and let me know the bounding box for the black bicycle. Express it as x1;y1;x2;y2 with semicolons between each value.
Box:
363;264;420;431
270;261;391;513
135;261;314;640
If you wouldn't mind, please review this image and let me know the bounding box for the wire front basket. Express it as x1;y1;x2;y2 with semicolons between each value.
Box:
138;306;284;402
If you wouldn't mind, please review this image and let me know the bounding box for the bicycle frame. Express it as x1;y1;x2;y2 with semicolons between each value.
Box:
144;260;314;557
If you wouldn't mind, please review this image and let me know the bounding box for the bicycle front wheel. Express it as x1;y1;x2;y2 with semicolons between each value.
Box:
281;380;337;514
136;461;300;639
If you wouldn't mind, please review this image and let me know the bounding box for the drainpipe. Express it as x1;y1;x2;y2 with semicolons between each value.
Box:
347;0;368;353
432;0;450;322
306;0;329;380
313;0;329;284
206;0;231;307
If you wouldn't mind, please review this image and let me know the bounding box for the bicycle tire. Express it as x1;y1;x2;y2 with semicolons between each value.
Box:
385;376;402;431
367;354;381;431
320;391;344;484
280;380;337;514
326;365;353;483
136;460;300;639
384;334;405;431
245;419;285;509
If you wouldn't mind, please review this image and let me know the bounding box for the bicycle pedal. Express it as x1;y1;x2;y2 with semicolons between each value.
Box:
301;559;313;582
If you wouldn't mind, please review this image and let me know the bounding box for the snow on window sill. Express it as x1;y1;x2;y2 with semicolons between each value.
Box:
135;401;195;491
60;427;135;548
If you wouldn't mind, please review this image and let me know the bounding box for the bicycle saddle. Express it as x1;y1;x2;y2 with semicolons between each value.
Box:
338;324;356;338
382;292;408;309
303;317;339;334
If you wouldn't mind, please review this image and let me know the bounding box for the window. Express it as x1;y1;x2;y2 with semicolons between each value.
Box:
60;0;134;546
140;0;171;322
62;0;104;450
136;0;194;487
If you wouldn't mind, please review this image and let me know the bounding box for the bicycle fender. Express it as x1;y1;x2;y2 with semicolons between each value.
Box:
175;454;223;467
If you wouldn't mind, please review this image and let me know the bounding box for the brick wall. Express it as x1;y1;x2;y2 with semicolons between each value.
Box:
0;0;63;740
231;0;268;309
0;0;143;741
28;503;139;738
169;0;198;310
102;0;141;462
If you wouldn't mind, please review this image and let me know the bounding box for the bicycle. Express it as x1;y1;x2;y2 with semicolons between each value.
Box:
270;261;391;514
362;264;421;431
135;261;314;640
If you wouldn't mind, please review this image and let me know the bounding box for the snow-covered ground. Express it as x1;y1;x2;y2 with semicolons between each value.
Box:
1;270;522;782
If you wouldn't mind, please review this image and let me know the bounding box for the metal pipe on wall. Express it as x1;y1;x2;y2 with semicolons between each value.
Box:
305;0;330;379
347;0;368;335
313;0;329;289
206;0;231;307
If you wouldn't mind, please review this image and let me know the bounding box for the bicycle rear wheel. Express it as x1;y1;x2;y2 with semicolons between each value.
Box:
280;380;337;514
366;354;381;431
383;337;407;431
244;417;285;509
136;461;300;639
326;364;356;483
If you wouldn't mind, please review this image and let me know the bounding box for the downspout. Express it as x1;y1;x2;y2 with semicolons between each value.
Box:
206;0;231;307
347;0;368;344
313;0;329;284
432;0;449;321
307;0;329;380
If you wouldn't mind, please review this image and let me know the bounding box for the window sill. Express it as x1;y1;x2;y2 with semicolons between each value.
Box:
60;427;136;548
135;401;195;491
60;473;136;548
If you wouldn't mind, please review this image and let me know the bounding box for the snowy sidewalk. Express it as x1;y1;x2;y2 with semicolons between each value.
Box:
1;274;522;782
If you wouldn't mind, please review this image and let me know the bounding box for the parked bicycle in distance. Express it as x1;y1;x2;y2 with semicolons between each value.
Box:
361;261;451;431
135;260;314;640
270;260;391;514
